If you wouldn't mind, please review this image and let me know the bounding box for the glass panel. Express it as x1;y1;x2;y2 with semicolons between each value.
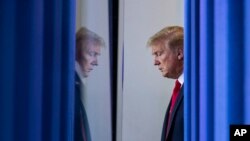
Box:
75;0;111;141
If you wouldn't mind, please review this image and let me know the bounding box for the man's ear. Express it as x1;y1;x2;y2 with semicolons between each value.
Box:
177;48;184;60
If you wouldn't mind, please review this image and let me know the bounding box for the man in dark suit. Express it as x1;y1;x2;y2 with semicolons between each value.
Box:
74;27;105;141
147;26;184;141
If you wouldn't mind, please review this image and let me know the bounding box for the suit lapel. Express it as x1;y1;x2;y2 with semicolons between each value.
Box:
165;84;184;140
161;103;171;141
75;73;91;141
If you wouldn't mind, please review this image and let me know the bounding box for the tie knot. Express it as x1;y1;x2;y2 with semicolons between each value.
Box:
175;80;181;89
172;80;181;97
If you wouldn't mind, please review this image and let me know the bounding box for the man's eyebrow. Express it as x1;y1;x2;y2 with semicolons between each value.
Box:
152;50;157;53
152;50;161;55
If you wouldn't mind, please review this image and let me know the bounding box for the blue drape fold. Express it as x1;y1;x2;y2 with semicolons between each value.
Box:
185;0;250;141
244;0;250;124
0;0;75;141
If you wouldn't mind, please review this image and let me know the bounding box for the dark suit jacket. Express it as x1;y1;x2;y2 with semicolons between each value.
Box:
74;73;91;141
161;85;184;141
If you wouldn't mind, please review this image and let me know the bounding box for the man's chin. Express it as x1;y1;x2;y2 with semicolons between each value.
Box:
83;73;89;78
162;73;168;77
162;73;171;78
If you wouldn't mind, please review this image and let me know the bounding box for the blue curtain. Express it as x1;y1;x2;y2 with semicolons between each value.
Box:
0;0;75;141
185;0;250;141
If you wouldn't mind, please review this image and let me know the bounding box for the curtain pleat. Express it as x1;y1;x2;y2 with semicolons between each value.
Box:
185;0;250;141
0;0;75;141
244;0;250;124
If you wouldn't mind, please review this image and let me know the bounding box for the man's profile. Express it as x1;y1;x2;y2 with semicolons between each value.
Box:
147;26;184;141
74;27;105;141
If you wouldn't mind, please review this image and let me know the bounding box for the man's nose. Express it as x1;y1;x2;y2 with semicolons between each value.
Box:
92;58;98;66
154;60;160;65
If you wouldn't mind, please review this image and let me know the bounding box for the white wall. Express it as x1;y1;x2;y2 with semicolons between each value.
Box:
121;0;184;141
76;0;112;141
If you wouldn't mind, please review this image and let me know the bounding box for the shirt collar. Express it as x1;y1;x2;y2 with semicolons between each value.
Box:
75;61;87;85
177;73;184;86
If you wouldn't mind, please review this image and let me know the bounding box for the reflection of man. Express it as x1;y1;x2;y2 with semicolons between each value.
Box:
74;27;104;141
147;26;184;141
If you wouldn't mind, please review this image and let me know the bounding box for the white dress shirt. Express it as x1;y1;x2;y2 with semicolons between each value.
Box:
178;73;184;86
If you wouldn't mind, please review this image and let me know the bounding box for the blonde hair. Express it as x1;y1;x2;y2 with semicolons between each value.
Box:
147;26;183;50
76;27;105;51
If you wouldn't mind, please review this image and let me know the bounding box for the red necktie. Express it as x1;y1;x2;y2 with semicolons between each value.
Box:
166;80;181;135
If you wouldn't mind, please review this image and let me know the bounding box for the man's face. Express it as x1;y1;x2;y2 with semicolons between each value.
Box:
77;44;101;77
151;43;183;79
